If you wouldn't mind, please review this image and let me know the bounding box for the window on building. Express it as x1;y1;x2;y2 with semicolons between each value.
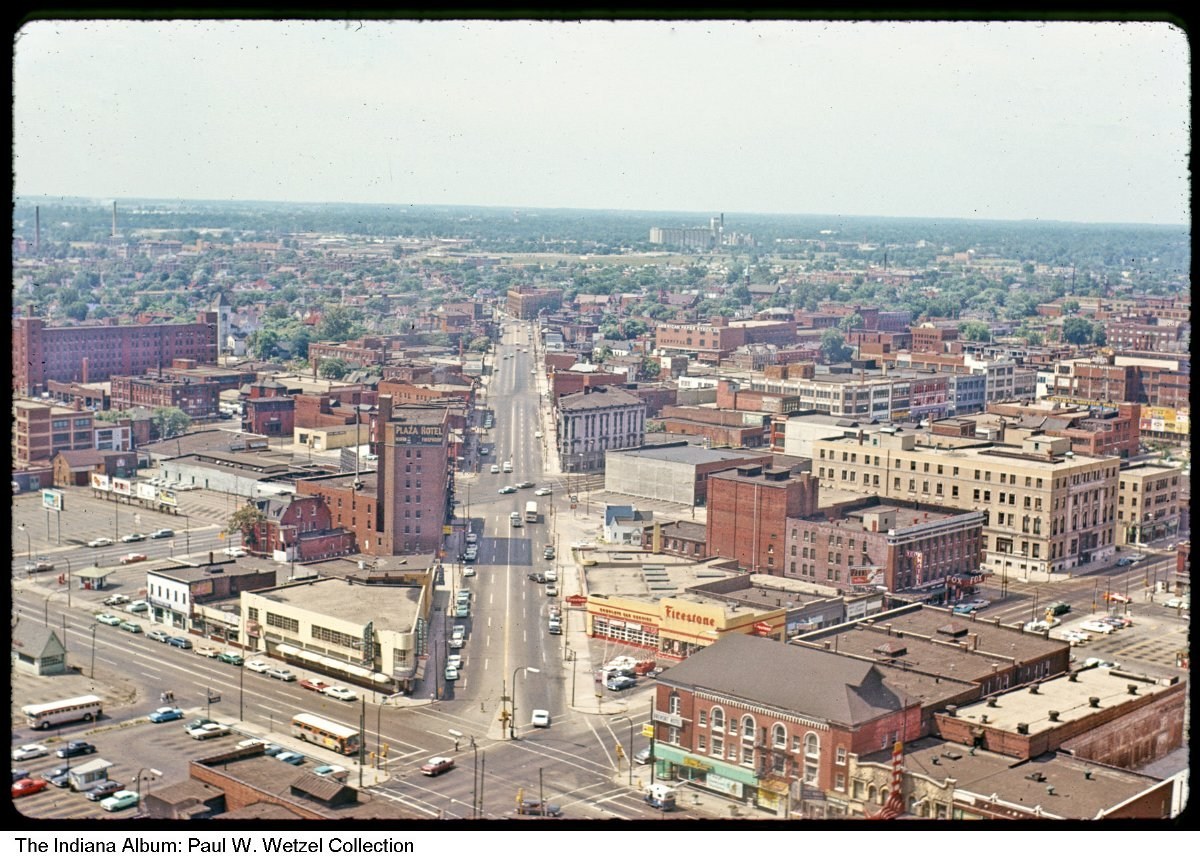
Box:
772;724;787;749
804;732;820;759
710;707;724;730
741;715;755;739
668;692;681;715
836;745;847;765
711;736;723;758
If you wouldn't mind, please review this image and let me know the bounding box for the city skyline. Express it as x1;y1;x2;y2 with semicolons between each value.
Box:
12;18;1191;226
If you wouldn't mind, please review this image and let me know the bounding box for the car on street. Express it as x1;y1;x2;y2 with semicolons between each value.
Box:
300;678;330;693
218;651;244;665
1104;592;1132;604
534;487;552;496
446;654;463;670
246;660;271;673
150;528;175;539
24;557;55;572
606;675;636;691
195;644;220;657
313;764;348;780
463;566;476;578
543;546;555;559
515;481;534;489
12;778;49;799
266;667;296;681
1127;553;1146;562
187;723;231;740
121;533;146;543
95;612;122;626
420;756;455;776
633;748;654;765
516;799;562;817
444;665;460;681
145;629;171;643
275;751;306;766
498;485;517;494
223;547;247;557
1114;557;1133;567
534;430;543;438
127;600;150;613
167;636;193;650
12;744;49;762
1079;620;1117;634
87;537;114;547
118;620;143;634
1045;601;1071;616
120;552;148;564
148;707;184;723
490;464;500;473
1165;597;1190;609
99;790;139;812
85;780;126;801
530;709;551;728
545;583;559;597
324;686;357;701
463;546;478;562
102;594;130;606
57;741;96;759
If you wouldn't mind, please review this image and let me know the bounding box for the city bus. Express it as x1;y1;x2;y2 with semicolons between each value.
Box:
22;695;104;730
291;713;361;756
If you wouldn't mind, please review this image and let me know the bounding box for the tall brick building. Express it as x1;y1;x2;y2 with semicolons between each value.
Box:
706;465;819;574
12;308;217;396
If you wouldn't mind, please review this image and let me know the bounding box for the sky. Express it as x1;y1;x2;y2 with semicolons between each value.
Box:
11;18;1191;225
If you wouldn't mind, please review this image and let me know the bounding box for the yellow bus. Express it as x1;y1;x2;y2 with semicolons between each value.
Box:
291;712;361;756
22;695;103;730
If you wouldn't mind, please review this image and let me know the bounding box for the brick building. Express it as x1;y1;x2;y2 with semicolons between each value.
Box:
556;386;646;472
12;398;96;468
655;318;796;358
909;322;961;354
1104;316;1189;353
12;308;218;396
706;464;819;574
109;374;222;418
659;404;771;449
505;285;563;319
247;495;355;562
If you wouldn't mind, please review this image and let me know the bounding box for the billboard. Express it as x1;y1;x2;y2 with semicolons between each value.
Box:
136;482;157;501
41;489;64;511
90;473;111;491
157;489;178;507
112;477;132;497
1138;406;1189;436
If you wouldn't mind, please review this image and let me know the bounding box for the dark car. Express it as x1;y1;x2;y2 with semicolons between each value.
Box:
12;769;30;784
606;675;637;692
42;766;72;788
166;636;193;650
85;780;125;801
218;651;244;665
516;800;562;817
56;741;96;759
1115;557;1133;567
1045;601;1071;616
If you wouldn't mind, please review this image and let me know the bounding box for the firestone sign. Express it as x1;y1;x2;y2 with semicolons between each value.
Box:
663;605;716;627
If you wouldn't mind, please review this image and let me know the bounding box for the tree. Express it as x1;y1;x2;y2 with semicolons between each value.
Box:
959;321;992;342
839;312;864;333
468;335;492;353
1062;316;1095;345
249;328;280;359
820;329;853;364
228;504;267;549
1060;299;1081;315
152;407;191;439
315;305;363;342
318;357;351;379
63;300;90;321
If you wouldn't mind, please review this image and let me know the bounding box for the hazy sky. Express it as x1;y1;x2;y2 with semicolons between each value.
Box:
12;18;1190;225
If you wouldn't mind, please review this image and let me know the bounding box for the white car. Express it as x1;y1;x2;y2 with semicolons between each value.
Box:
187;723;231;740
462;566;476;578
12;744;49;761
324;686;357;701
88;537;113;547
534;431;543;439
530;709;551;728
266;667;296;682
1079;620;1116;634
223;547;247;558
1165;597;1190;609
446;654;463;670
246;660;271;673
534;487;552;496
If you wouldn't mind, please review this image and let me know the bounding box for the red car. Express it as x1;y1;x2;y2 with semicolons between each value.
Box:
13;777;49;798
299;678;329;693
420;756;455;776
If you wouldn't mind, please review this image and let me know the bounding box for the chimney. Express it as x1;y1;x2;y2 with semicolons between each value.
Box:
1126;684;1138;696
1088;697;1101;708
1069;671;1079;682
945;705;957;717
1047;710;1060;722
112;201;117;237
209;551;214;564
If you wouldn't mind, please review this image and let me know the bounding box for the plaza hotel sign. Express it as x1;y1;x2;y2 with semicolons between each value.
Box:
392;423;443;445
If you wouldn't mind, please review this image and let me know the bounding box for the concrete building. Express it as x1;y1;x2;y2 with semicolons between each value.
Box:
241;569;435;693
605;443;775;506
1116;462;1184;546
812;426;1121;578
11;308;218;396
706;464;819;574
557;386;646;473
145;559;278;636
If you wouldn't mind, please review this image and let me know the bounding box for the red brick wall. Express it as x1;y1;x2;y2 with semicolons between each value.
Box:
706;471;818;573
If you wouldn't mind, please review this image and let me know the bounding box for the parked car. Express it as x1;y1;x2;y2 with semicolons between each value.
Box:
545;583;559;597
463;566;476;578
42;766;71;788
446;654;463;670
56;741;96;759
543;546;556;560
148;707;185;723
266;667;296;681
275;751;306;766
99;790;139;811
300;678;330;692
195;644;220;657
463;546;478;562
515;481;534;489
121;533;146;543
490;464;501;474
218;651;244;665
1115;557;1134;567
103;594;130;606
223;547;247;558
1061;630;1091;644
118;620;143;634
87;537;113;547
119;552;148;565
95;613;122;626
12;768;30;784
187;723;230;740
633;748;654;765
85;780;125;801
444;665;460;681
1102;616;1133;629
1127;553;1146;562
167;636;193;650
1104;592;1132;604
313;764;347;780
1165;597;1190;610
25;557;54;572
530;709;551;727
12;778;49;798
12;744;49;762
145;629;171;643
1084;657;1121;669
421;756;455;776
150;528;175;539
127;600;150;613
324;686;357;701
606;675;636;691
1079;620;1116;634
246;660;270;673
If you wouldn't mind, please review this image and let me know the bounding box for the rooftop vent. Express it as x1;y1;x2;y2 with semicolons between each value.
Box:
1026;771;1046;783
1048;710;1060;722
1089;697;1101;708
986;696;998;708
1127;684;1139;696
1016;722;1029;735
945;705;958;718
1084;770;1094;781
1029;684;1040;695
1068;671;1079;682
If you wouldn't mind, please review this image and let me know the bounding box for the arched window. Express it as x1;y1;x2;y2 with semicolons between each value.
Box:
879;788;890;807
868;784;878;804
772;724;787;749
741;715;755;739
710;707;725;730
804;732;820;759
668;692;681;715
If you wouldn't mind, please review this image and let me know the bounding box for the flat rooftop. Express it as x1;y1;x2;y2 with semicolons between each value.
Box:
253;577;421;631
583;551;742;600
612;445;769;466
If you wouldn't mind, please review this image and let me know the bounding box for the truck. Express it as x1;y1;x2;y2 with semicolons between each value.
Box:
644;783;676;811
525;501;539;523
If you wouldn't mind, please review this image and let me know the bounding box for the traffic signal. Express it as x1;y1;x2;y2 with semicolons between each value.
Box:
615;742;624;759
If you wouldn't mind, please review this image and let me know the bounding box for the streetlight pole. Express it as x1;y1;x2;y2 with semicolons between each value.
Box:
184;513;191;556
614;716;634;785
19;524;31;561
510;666;540;739
65;558;72;609
89;624;98;679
